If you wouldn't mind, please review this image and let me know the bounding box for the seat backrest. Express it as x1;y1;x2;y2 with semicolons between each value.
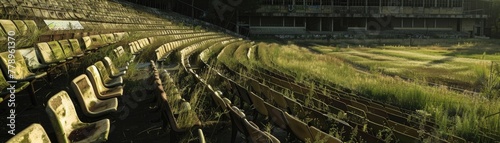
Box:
228;106;248;136
45;90;81;143
248;92;268;116
12;20;28;35
85;65;107;93
0;68;8;92
82;35;105;51
47;41;66;61
102;57;119;76
284;112;313;142
23;20;39;34
36;42;57;64
71;74;98;112
6;123;51;143
0;20;19;34
309;126;342;143
243;119;275;143
68;39;83;55
100;34;115;44
58;40;74;57
17;48;44;70
0;51;34;81
94;61;112;82
263;102;288;129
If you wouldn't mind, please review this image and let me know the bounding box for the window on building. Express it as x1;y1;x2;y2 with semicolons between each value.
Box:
387;0;401;6
414;0;424;7
424;0;435;7
262;0;272;5
367;0;380;6
312;0;321;5
350;0;365;6
437;0;448;7
323;0;332;5
451;0;462;7
296;0;305;5
333;0;348;6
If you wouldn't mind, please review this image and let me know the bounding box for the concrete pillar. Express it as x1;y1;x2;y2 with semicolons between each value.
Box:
282;17;285;27
401;18;405;27
412;18;414;27
379;0;382;13
259;17;262;26
294;17;296;27
320;18;322;32
332;18;334;32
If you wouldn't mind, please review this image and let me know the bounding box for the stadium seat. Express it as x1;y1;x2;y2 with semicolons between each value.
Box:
17;47;48;71
263;102;288;130
228;106;249;143
94;61;123;87
6;123;51;143
71;74;118;117
69;39;84;57
284;112;314;142
85;65;123;99
46;91;110;143
58;39;75;60
243;119;281;143
247;92;268;120
103;57;126;78
309;126;342;143
0;68;31;103
0;52;47;105
159;86;203;142
83;35;106;51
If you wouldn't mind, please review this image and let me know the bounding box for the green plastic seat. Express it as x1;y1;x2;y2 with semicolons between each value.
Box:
82;35;106;51
58;39;74;60
36;42;58;65
309;126;342;143
46;91;110;143
85;65;123;99
94;61;123;88
284;112;314;142
6;123;51;143
71;74;118;117
0;51;47;82
23;20;39;35
69;39;84;57
47;41;67;63
103;57;126;78
0;68;30;100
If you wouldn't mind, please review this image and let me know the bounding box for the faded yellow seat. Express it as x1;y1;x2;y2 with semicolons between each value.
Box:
46;91;110;143
6;123;50;143
71;74;118;117
82;35;106;51
0;68;30;104
94;61;123;88
69;39;84;57
103;57;126;78
284;112;314;142
85;65;123;99
309;126;343;143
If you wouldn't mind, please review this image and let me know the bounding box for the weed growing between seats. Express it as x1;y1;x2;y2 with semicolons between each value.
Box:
238;42;500;142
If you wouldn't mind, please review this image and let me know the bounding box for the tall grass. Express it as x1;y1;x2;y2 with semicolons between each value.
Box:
237;42;500;142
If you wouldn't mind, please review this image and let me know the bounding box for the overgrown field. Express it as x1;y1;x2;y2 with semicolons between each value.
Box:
209;39;500;142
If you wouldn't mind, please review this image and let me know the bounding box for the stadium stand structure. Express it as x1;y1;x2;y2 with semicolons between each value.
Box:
0;0;497;143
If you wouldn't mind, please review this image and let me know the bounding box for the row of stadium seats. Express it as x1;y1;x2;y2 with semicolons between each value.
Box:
5;56;127;142
148;61;205;143
2;0;168;24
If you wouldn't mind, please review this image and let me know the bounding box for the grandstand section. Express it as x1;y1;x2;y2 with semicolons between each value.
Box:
0;0;499;143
